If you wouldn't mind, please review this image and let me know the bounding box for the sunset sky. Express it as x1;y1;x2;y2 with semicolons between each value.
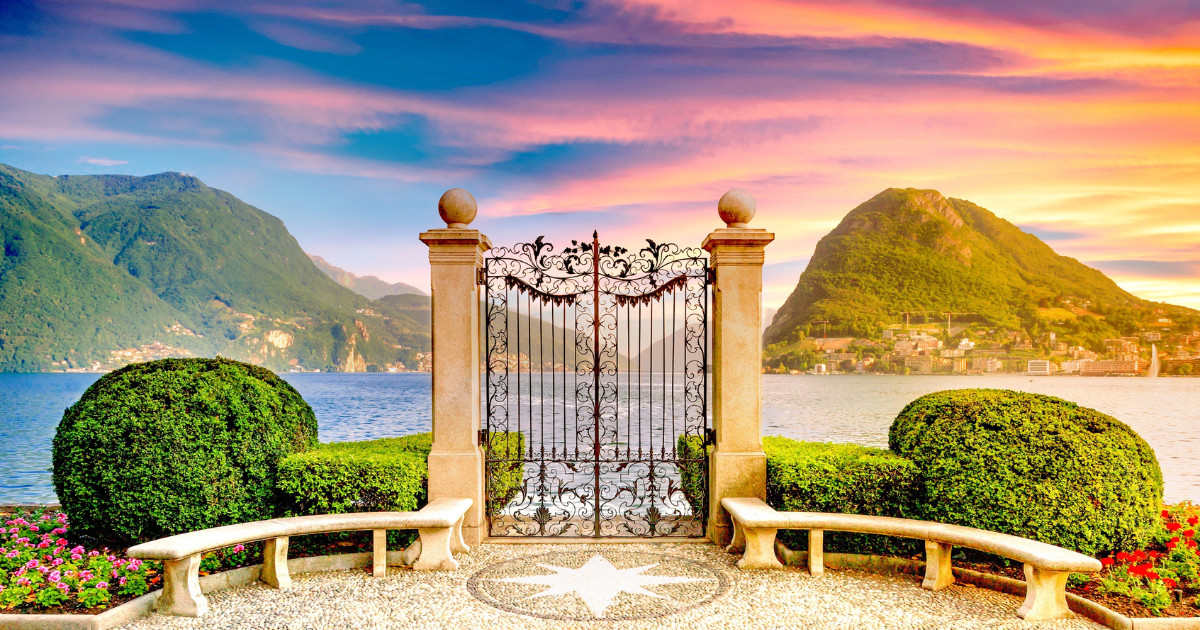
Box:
1;0;1197;311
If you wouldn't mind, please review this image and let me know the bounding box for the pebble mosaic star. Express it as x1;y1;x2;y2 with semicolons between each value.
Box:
492;554;708;618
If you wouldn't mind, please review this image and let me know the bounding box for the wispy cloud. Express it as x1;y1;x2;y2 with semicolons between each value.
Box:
77;156;128;166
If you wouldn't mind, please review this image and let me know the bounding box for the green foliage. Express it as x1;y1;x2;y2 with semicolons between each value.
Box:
0;162;433;372
279;431;524;545
676;435;709;517
51;358;318;545
764;437;925;555
277;433;432;516
764;187;1198;350
889;389;1163;556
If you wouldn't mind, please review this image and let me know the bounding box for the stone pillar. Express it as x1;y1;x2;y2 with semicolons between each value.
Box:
702;189;774;546
420;188;491;545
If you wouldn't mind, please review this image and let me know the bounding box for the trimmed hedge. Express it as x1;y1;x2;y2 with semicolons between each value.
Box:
677;435;708;517
279;432;525;521
889;388;1163;556
52;358;318;545
277;433;431;516
765;437;925;555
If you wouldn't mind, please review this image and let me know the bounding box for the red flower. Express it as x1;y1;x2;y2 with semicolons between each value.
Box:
1130;563;1152;577
1164;578;1178;589
1147;570;1160;580
1167;522;1182;532
1187;539;1198;548
1168;541;1178;549
1188;515;1199;526
1148;551;1162;559
1116;551;1132;562
1134;550;1148;561
1162;510;1171;518
1185;529;1196;538
1100;557;1115;566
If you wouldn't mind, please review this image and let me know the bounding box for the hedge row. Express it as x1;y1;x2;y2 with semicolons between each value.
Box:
765;437;924;555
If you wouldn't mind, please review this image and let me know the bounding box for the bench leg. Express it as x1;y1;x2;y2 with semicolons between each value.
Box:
400;539;422;566
808;530;824;577
263;536;291;590
725;517;746;554
922;541;955;590
414;527;458;571
156;553;208;617
450;514;469;554
372;529;387;577
1017;564;1074;620
738;527;783;570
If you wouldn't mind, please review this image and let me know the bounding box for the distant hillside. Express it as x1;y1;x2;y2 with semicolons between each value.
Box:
309;254;425;299
0;163;431;372
765;188;1198;350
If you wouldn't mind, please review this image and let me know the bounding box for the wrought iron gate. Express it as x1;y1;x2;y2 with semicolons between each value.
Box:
483;232;710;538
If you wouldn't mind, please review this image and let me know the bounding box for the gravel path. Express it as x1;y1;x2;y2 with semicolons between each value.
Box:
119;543;1106;630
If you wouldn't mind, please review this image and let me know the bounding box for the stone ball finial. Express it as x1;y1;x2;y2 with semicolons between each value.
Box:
438;188;477;228
718;188;755;227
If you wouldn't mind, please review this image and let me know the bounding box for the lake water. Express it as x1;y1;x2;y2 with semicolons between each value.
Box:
1;373;1196;504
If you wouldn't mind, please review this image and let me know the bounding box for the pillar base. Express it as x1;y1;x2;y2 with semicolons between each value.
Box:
707;450;766;546
427;449;484;546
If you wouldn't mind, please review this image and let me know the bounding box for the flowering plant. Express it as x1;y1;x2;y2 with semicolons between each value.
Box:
1093;505;1199;615
0;509;156;611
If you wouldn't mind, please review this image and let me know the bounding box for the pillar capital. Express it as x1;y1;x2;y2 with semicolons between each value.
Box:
702;228;775;265
419;229;491;266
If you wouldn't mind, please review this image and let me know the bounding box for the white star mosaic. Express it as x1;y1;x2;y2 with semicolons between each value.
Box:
467;549;729;621
494;554;706;618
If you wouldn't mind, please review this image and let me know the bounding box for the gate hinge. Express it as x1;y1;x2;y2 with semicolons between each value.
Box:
706;267;716;284
478;429;488;444
476;267;487;285
704;428;716;446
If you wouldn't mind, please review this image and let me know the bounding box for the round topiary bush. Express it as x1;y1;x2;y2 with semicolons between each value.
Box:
52;357;318;545
889;389;1162;555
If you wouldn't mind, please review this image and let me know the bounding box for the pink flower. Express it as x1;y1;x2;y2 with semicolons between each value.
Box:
48;570;61;582
29;525;39;532
106;555;116;562
24;559;37;569
232;544;245;553
96;581;108;589
70;546;84;555
17;577;31;586
36;541;49;549
52;557;64;566
56;539;67;546
88;550;99;557
118;577;127;586
71;553;82;561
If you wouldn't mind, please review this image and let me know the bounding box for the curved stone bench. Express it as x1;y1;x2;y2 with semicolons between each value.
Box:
127;498;471;617
721;497;1101;621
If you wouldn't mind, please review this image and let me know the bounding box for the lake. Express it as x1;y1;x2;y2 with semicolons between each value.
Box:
1;373;1195;504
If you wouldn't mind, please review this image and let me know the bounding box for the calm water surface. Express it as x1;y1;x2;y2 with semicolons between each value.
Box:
1;373;1195;503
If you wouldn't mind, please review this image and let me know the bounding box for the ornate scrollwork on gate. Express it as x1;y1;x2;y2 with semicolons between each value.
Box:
484;232;710;538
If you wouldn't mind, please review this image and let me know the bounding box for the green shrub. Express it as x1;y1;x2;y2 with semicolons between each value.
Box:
889;389;1162;556
52;357;318;545
676;434;709;518
280;431;524;530
277;433;432;516
765;437;924;555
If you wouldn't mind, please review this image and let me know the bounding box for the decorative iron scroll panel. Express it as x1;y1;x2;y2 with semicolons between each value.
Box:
483;233;709;538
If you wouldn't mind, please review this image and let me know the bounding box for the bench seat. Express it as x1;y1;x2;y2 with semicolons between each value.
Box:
127;498;472;617
722;497;1101;621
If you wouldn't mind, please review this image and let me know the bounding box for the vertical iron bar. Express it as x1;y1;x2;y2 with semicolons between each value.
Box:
591;231;601;538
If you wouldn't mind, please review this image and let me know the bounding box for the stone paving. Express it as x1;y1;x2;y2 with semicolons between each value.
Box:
119;543;1106;630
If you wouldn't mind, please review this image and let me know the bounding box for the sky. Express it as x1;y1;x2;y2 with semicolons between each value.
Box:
1;0;1198;311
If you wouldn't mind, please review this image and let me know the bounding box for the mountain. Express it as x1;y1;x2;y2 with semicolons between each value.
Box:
309;254;425;299
0;163;430;372
764;188;1199;350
